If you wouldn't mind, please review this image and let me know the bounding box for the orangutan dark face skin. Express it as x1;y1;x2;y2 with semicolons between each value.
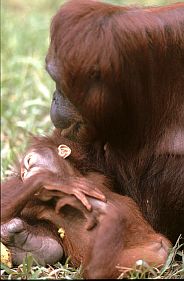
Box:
1;131;171;278
50;89;80;129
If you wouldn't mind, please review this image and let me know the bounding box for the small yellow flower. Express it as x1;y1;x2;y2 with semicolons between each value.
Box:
58;227;65;239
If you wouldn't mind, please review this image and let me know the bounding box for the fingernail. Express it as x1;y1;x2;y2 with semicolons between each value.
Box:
87;205;92;211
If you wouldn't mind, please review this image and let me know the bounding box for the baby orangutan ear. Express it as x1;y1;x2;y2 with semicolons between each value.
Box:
58;144;72;159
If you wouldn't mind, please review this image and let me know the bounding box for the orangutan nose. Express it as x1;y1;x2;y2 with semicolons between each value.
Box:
149;237;171;265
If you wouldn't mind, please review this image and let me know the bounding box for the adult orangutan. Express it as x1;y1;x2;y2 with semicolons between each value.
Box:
47;0;184;244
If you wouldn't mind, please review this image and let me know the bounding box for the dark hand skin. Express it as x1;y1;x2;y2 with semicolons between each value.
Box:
1;175;63;266
1;218;63;266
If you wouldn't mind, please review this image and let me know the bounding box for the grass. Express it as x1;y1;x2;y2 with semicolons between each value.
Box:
1;256;83;280
1;0;64;178
1;237;183;279
1;0;183;279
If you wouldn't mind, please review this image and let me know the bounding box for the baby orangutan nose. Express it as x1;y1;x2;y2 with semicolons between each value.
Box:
147;237;170;265
118;235;171;271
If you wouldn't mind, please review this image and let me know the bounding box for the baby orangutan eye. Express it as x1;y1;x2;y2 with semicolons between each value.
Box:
57;144;71;158
24;153;34;170
21;152;34;180
21;152;41;181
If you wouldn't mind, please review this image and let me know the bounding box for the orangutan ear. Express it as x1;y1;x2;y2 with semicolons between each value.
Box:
58;144;72;159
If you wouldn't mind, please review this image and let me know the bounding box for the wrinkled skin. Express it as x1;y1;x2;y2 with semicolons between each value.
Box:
1;218;63;266
50;89;81;130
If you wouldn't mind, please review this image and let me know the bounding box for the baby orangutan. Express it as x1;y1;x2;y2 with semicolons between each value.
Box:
1;130;106;266
2;131;171;279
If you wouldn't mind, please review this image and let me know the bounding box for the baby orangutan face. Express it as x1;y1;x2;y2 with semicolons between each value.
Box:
21;144;72;180
19;142;106;211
